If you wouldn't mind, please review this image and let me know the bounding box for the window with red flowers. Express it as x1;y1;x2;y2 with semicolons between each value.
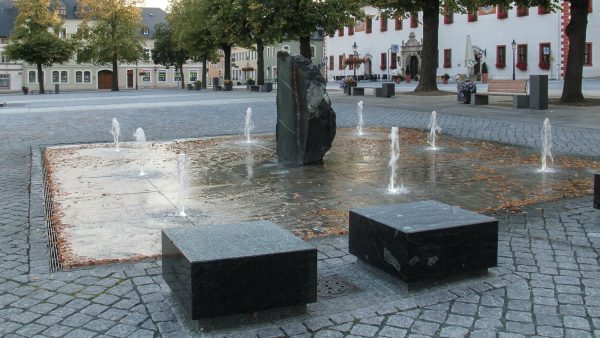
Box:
395;18;402;30
517;44;528;70
380;53;387;70
338;55;344;70
467;11;477;22
380;14;388;32
390;53;397;69
366;17;372;33
537;6;549;15
517;6;529;17
329;56;334;71
584;43;592;66
338;28;344;37
497;5;508;19
410;14;418;28
443;49;452;68
348;26;354;35
496;45;506;68
444;6;453;24
539;43;551;70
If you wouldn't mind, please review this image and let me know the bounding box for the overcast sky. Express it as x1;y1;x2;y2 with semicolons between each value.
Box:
143;0;170;10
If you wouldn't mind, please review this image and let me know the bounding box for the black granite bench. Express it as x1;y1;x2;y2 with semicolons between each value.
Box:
0;102;6;107
351;87;364;96
349;200;498;283
162;221;317;320
594;173;599;209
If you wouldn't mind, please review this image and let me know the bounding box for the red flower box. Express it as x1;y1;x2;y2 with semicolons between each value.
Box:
495;63;506;69
539;62;550;70
516;62;527;71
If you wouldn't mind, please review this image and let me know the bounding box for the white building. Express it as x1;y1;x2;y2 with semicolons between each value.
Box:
325;3;598;82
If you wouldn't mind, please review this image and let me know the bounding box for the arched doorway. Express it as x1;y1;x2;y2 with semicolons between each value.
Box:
98;70;113;90
409;56;419;78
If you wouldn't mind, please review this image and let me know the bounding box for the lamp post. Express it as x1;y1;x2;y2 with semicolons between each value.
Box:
511;39;517;80
352;42;358;79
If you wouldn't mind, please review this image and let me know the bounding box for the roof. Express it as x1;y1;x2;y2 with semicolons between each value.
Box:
141;7;167;39
0;0;17;37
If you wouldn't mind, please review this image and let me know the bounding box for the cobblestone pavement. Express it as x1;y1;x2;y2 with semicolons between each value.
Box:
0;89;599;337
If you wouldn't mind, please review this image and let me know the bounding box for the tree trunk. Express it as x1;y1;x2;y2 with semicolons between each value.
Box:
415;1;439;92
178;63;185;89
112;59;119;91
256;38;265;85
223;44;232;80
561;0;588;103
299;35;312;60
37;63;45;94
202;59;208;89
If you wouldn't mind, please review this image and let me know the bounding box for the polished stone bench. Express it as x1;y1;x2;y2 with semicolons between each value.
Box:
351;87;364;96
594;173;599;209
162;221;317;320
349;200;498;283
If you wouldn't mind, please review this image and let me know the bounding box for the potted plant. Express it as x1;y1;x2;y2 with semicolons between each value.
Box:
22;86;29;95
441;73;450;84
194;80;202;90
405;65;411;83
247;78;256;86
481;63;489;83
338;76;357;95
224;79;233;91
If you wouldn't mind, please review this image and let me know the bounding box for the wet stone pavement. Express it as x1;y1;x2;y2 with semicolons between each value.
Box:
0;89;599;337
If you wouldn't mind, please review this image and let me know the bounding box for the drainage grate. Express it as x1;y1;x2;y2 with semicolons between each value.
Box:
317;275;359;299
43;160;62;272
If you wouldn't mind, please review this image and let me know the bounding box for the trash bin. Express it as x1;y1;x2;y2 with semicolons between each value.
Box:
55;84;59;94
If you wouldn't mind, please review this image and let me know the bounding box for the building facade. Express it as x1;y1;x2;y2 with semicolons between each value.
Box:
325;3;598;82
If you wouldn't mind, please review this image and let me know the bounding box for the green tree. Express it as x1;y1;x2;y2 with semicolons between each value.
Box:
242;1;281;85
6;0;75;94
152;22;190;89
75;0;144;91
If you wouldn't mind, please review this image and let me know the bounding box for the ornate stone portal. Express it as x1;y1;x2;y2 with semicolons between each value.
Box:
400;32;423;78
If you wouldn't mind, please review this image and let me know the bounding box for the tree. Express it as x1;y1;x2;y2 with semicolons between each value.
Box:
152;22;190;89
276;0;366;59
75;0;144;91
6;0;75;94
169;0;220;87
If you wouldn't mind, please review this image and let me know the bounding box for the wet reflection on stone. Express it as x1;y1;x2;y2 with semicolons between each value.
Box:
45;127;599;267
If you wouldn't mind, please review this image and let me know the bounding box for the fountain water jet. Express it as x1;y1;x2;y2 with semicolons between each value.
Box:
133;128;146;176
110;118;121;152
177;153;189;216
427;111;442;150
357;101;364;135
244;107;255;143
387;127;407;194
539;118;554;173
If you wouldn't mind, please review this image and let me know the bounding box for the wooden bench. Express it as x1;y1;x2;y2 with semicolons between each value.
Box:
474;79;529;108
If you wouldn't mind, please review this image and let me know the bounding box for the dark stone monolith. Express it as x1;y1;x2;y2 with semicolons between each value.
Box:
276;51;336;165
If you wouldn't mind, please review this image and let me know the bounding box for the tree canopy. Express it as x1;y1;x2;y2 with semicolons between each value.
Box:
152;22;191;88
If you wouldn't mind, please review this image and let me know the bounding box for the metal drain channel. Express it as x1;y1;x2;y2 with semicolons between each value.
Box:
317;275;359;299
43;159;62;272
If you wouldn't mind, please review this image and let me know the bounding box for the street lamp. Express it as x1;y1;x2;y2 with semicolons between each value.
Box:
511;39;517;80
352;42;358;79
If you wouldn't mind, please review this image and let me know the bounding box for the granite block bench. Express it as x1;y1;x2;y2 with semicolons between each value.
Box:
351;87;364;96
349;200;498;283
0;102;6;107
162;221;317;320
595;173;599;209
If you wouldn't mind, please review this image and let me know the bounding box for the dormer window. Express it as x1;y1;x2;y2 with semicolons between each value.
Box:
59;5;67;17
142;26;149;35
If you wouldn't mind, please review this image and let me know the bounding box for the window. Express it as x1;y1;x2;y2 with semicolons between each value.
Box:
189;70;198;82
142;69;151;82
443;49;452;68
58;28;67;38
338;55;344;70
58;5;66;16
84;71;91;83
52;71;60;83
496;45;506;68
311;45;316;57
328;31;334;38
0;37;8;44
174;69;181;82
0;51;7;63
366;17;372;33
380;14;388;32
158;69;167;82
517;44;528;70
144;49;151;61
584;43;592;66
497;5;508;19
539;43;551;70
390;53;397;69
380;53;387;70
28;71;37;83
61;70;68;83
517;6;529;17
348;25;354;35
329;55;334;70
142;26;149;35
537;6;550;15
410;14;418;28
0;74;9;89
444;6;453;24
395;18;402;30
76;71;82;83
467;11;477;22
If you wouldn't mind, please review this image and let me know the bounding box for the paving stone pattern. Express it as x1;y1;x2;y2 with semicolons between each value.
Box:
0;90;598;337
